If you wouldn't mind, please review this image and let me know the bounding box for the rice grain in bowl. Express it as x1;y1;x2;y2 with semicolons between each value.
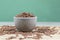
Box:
14;12;37;32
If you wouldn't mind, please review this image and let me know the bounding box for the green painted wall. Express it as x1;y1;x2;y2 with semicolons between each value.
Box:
0;0;60;22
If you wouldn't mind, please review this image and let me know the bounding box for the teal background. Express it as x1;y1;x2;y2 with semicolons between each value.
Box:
0;0;60;22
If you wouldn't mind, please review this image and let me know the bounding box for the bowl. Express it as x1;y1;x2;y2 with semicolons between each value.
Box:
14;16;37;32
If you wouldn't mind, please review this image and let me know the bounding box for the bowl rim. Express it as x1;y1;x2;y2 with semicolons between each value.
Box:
14;16;37;19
